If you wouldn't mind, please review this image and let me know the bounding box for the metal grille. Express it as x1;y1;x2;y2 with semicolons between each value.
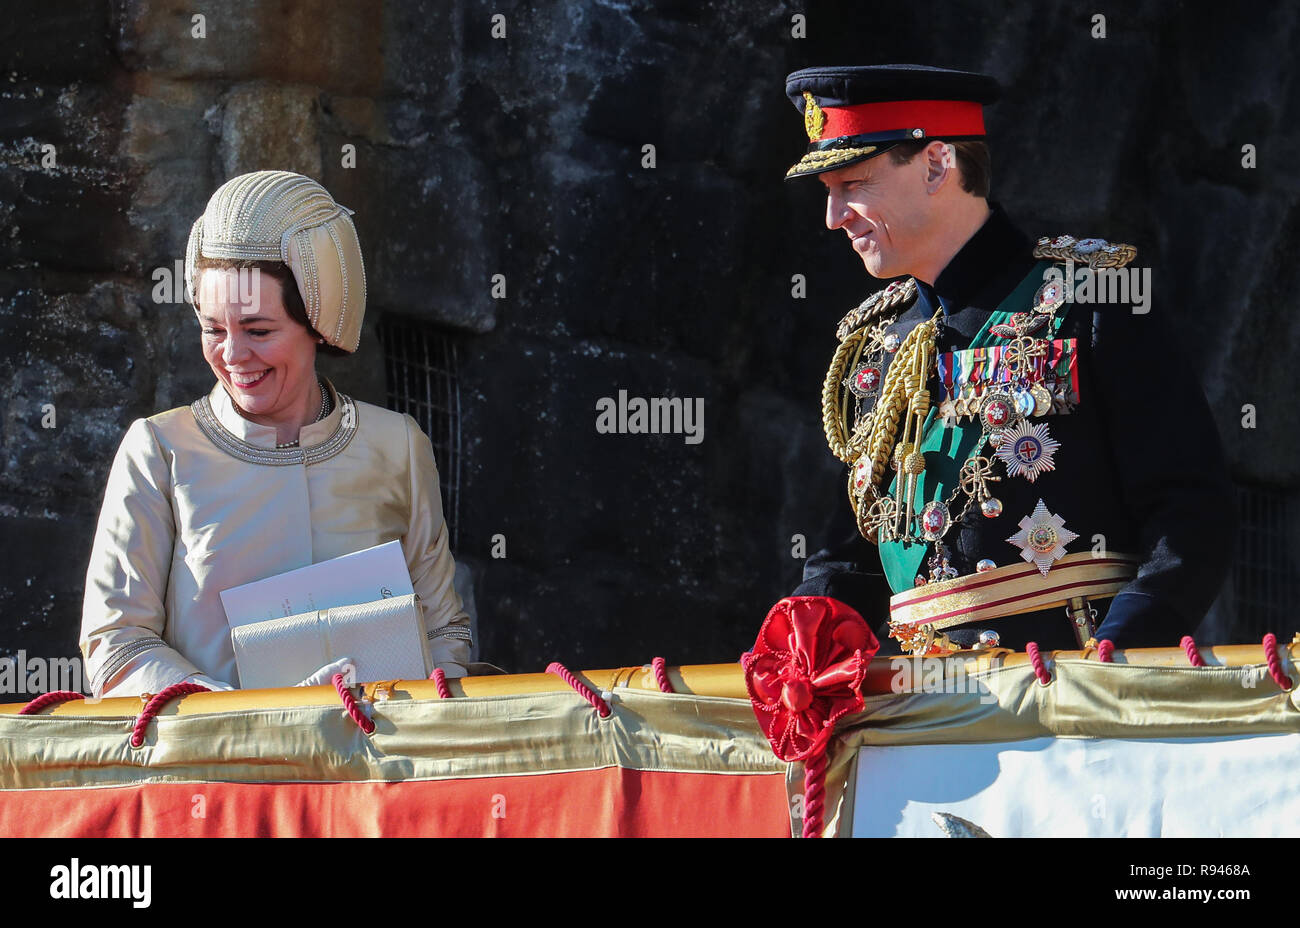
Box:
376;314;462;552
1234;483;1297;637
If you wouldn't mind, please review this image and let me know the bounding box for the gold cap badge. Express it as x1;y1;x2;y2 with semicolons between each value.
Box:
803;92;826;141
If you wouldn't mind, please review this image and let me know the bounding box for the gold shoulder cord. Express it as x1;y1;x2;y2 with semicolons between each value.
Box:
871;312;942;539
822;279;917;463
822;328;870;464
821;278;942;543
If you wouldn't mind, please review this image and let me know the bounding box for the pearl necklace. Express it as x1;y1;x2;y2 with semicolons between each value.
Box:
275;378;331;449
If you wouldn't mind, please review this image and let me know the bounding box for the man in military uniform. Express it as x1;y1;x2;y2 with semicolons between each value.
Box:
782;64;1235;654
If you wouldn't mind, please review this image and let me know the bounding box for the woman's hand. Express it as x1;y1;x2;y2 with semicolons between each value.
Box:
294;657;357;688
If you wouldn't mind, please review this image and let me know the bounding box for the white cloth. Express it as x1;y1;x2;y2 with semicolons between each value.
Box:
80;376;470;697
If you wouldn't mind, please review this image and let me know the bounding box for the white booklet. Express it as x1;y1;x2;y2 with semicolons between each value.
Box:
219;539;415;629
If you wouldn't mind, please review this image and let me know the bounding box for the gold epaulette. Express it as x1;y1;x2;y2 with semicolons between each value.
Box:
835;277;917;342
1033;235;1137;269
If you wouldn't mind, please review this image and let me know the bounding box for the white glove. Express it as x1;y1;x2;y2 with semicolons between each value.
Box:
184;672;237;692
294;657;357;688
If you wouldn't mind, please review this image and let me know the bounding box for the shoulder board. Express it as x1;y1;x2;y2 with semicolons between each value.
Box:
835;277;917;341
1033;235;1137;269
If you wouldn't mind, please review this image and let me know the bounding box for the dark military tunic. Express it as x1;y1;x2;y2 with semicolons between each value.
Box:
795;204;1235;652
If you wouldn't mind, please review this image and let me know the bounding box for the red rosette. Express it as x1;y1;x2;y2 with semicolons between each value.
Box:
742;596;878;763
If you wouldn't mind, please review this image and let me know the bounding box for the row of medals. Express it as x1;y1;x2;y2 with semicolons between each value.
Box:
846;276;1074;585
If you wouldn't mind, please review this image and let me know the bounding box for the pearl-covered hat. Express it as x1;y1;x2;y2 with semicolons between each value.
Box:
184;171;366;353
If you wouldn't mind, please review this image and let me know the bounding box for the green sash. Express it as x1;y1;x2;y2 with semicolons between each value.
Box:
877;261;1058;593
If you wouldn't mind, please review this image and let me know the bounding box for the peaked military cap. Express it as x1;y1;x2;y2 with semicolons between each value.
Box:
784;64;1001;179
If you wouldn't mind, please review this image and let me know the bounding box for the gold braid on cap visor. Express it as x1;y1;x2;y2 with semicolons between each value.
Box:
786;145;880;178
184;170;367;353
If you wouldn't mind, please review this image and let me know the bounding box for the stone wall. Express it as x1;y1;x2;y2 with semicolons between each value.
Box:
1;0;1296;680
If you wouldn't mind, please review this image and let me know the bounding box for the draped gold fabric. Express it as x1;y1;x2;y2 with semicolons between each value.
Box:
2;652;1297;838
805;653;1300;837
0;689;783;792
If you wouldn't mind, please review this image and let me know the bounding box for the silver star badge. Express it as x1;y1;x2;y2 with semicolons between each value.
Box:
994;420;1060;482
1007;499;1078;576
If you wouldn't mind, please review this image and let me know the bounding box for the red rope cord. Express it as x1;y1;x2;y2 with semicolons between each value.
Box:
1263;633;1294;692
130;683;209;747
1025;641;1052;684
1096;639;1115;663
801;750;829;839
1180;635;1207;667
332;672;376;734
651;656;674;693
430;667;452;699
17;691;86;715
546;662;611;718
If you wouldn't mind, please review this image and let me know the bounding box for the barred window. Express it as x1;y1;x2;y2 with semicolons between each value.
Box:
376;314;462;551
1234;483;1297;639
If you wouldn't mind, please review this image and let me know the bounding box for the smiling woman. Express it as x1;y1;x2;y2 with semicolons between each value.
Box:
80;171;474;697
193;258;342;447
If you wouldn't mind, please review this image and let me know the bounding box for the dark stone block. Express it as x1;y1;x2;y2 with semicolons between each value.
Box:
0;2;113;82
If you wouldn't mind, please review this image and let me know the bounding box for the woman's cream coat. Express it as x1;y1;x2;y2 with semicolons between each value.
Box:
80;377;471;697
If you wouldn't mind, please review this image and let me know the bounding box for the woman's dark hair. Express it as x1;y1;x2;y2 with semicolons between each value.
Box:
192;256;350;358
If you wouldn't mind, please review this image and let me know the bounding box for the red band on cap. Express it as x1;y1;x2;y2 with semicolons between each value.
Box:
820;99;986;141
